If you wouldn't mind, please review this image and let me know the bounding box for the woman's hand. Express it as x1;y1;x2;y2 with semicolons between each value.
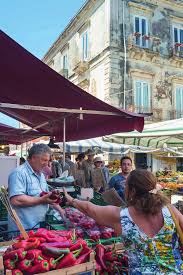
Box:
63;187;73;205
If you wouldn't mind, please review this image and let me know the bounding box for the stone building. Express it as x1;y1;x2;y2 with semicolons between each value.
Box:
43;0;183;171
43;0;183;123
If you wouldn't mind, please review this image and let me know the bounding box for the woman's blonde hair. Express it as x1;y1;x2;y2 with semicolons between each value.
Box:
126;169;169;215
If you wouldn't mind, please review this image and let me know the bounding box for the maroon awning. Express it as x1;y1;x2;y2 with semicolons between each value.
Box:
0;31;144;141
0;123;43;145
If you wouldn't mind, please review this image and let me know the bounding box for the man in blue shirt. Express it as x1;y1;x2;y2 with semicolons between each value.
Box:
8;143;64;231
109;156;132;201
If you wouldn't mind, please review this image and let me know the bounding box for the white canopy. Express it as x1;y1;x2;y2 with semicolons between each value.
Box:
57;137;129;154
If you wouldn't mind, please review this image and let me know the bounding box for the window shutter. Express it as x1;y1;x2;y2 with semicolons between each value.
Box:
85;32;88;59
82;35;85;60
142;19;147;47
176;87;182;118
143;82;150;111
135;81;142;110
142;19;146;36
180;29;183;43
135;17;139;32
63;55;68;69
174;28;178;43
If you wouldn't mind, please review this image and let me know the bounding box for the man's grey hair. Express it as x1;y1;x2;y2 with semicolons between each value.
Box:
28;143;51;159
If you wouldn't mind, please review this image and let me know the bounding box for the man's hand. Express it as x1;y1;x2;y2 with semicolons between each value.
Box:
10;193;57;208
51;203;65;217
40;192;57;205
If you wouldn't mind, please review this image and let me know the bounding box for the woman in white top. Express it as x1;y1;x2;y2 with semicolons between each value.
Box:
64;169;183;274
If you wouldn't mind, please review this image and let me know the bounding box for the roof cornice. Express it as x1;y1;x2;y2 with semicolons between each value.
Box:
43;0;94;62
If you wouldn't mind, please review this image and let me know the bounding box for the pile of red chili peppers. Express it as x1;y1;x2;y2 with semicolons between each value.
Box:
3;228;128;274
95;244;128;275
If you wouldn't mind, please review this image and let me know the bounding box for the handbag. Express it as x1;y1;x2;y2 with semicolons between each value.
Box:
167;204;183;247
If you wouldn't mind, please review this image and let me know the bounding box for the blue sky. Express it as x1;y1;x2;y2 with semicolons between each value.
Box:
0;0;86;127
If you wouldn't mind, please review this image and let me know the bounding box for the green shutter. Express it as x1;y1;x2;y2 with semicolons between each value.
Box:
143;82;150;111
176;87;182;118
135;81;142;110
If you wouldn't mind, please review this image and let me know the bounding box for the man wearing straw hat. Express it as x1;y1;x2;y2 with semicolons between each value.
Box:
8;143;64;231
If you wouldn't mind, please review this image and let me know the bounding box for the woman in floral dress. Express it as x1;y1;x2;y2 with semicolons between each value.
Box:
64;169;183;274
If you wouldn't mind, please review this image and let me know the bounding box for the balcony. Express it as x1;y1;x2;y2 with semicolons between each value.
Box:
59;69;68;79
128;105;163;122
169;110;183;120
128;34;161;61
73;60;89;75
171;44;183;57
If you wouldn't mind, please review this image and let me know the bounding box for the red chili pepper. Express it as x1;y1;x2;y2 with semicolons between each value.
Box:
104;251;118;262
37;237;46;243
26;249;42;261
70;239;87;251
17;259;32;271
27;260;49;274
3;258;16;270
17;230;35;240
28;230;35;237
101;232;112;239
54;230;73;238
40;191;48;197
42;253;51;261
95;244;107;270
3;248;25;260
12;238;40;250
46;236;67;243
40;240;72;250
56;253;76;269
34;229;50;241
95;261;103;275
75;248;92;264
49;254;64;270
12;269;23;275
56;246;83;269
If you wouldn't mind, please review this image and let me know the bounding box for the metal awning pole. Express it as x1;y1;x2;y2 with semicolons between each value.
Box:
20;143;23;157
25;142;28;158
63;117;66;166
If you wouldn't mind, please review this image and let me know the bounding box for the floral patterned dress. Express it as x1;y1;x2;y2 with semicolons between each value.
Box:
120;207;183;274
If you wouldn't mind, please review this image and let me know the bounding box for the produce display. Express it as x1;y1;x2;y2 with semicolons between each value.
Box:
95;244;128;274
3;228;92;274
65;207;117;241
108;159;120;176
2;228;128;275
157;171;183;191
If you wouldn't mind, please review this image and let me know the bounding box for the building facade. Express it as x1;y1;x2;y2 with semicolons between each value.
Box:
43;0;183;123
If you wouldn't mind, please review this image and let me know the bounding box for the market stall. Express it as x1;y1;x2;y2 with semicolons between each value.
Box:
0;31;145;274
104;118;183;171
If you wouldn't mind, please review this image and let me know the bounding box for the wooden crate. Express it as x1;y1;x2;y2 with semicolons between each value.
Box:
0;256;4;275
5;252;96;275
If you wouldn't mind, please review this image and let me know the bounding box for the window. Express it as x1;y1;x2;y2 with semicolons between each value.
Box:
63;54;68;70
135;80;151;112
173;26;183;52
81;31;89;61
175;86;183;118
134;16;148;48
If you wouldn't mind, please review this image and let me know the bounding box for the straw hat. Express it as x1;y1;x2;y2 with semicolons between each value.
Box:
85;149;95;156
94;156;103;163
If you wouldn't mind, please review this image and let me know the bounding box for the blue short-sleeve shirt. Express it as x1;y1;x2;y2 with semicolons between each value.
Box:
8;161;49;231
108;173;126;200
